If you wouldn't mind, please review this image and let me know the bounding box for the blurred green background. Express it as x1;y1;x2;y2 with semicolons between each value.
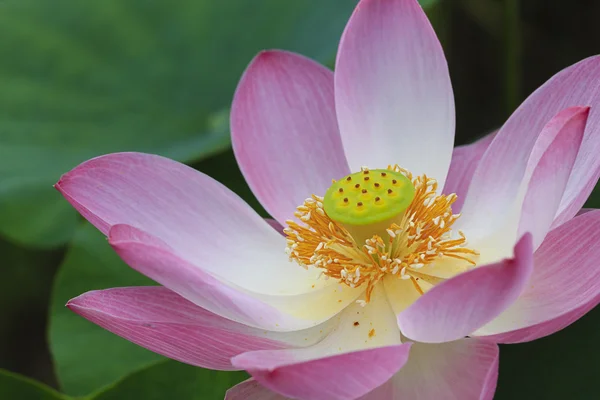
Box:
0;0;598;398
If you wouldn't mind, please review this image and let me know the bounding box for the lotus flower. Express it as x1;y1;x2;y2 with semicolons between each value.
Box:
56;0;600;398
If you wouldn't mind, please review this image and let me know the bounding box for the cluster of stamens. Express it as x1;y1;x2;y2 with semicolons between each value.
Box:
284;166;479;302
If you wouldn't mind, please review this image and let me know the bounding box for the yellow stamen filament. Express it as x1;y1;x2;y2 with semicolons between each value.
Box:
284;165;479;302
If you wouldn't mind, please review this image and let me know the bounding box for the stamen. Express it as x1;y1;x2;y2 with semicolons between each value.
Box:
285;166;478;303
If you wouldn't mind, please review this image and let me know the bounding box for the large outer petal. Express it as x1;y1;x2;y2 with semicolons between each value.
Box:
334;0;455;185
56;153;359;331
232;287;410;400
239;345;411;400
474;210;600;343
226;339;499;400
459;107;589;249
461;56;600;236
66;287;330;370
226;379;288;400
55;152;304;293
362;339;499;400
109;224;359;332
442;131;496;212
231;50;350;225
397;234;533;343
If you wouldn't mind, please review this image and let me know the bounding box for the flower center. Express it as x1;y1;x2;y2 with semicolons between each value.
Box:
322;168;415;244
284;166;479;302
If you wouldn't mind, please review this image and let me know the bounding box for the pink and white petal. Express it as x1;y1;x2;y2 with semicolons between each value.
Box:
517;107;588;249
226;379;289;400
361;338;499;400
462;56;600;235
335;0;455;184
109;224;360;332
474;210;600;343
240;345;411;400
383;275;422;317
56;152;326;296
477;294;599;344
67;287;331;370
398;233;534;343
459;107;589;246
442;131;496;213
232;287;410;400
231;50;350;225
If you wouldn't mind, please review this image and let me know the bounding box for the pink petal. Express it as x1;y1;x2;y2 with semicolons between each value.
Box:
231;50;350;225
67;287;327;370
474;210;600;343
361;339;499;400
226;379;288;400
460;107;589;245
481;354;500;400
398;233;534;343
462;56;600;235
232;287;409;400
334;0;455;184
109;224;359;332
442;131;496;213
235;345;411;400
517;107;588;249
55;152;296;291
221;336;500;400
56;153;359;331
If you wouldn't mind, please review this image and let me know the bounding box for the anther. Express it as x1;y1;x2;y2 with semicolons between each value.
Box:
355;184;360;189
392;179;397;184
364;177;370;181
357;202;363;207
387;189;393;194
338;188;344;193
381;172;387;177
343;198;349;203
374;183;380;188
375;197;381;202
362;189;367;194
346;176;352;181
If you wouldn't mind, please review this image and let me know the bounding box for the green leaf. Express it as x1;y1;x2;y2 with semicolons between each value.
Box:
0;236;62;375
0;179;78;248
90;361;247;400
49;223;162;396
0;0;360;248
0;369;67;400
